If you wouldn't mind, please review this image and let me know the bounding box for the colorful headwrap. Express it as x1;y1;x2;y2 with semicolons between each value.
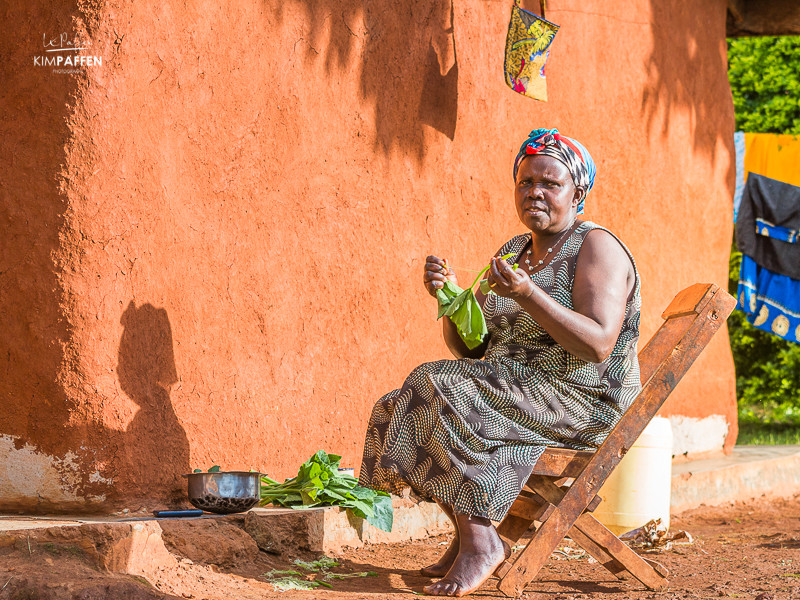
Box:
513;128;596;214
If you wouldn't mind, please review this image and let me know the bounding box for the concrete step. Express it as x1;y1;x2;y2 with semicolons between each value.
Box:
671;444;800;512
0;495;452;556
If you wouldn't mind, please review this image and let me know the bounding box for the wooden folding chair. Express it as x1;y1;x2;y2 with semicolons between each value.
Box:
495;283;736;597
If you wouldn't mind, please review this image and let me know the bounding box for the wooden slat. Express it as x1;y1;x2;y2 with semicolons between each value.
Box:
528;476;666;589
531;447;593;477
507;491;549;521
660;283;716;319
573;513;668;590
566;523;629;580
644;558;669;578
497;285;736;597
637;313;697;384
638;284;717;383
497;492;543;549
526;477;628;580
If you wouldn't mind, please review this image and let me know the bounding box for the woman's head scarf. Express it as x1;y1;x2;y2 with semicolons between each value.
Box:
513;128;596;214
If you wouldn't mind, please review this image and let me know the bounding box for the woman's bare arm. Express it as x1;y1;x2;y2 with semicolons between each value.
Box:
487;229;634;363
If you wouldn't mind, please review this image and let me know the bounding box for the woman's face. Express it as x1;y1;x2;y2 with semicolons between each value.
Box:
514;154;584;235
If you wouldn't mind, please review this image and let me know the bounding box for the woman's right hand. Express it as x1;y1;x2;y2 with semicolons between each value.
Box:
423;255;458;297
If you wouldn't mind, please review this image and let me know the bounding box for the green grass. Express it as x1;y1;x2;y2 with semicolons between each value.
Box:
737;421;800;445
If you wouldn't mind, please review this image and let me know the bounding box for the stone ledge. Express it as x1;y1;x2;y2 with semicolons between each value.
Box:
0;497;452;559
246;497;452;553
671;445;800;512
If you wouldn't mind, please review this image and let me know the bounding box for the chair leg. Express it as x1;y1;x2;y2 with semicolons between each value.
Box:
527;476;668;591
564;522;629;580
571;513;668;590
496;500;578;597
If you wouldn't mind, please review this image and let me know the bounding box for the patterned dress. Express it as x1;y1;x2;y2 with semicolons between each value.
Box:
359;221;641;521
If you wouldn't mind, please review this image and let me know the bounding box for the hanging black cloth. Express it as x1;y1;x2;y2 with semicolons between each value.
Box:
736;173;800;280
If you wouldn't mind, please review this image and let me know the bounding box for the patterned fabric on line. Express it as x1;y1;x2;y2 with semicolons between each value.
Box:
503;2;559;102
737;254;800;344
359;221;642;521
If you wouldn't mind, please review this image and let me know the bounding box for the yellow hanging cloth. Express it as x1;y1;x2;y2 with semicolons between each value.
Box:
744;133;800;187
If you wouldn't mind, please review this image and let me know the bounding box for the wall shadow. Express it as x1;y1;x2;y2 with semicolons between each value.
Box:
419;40;459;141
271;0;459;160
642;0;734;179
0;4;79;463
115;302;190;506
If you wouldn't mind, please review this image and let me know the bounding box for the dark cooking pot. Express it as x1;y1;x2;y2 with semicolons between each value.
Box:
184;471;261;514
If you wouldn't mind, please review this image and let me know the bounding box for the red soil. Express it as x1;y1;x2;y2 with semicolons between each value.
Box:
2;495;799;600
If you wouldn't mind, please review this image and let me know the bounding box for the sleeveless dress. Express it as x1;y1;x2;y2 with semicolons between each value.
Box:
359;221;641;521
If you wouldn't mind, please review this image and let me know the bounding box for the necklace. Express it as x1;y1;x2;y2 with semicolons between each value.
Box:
524;219;577;271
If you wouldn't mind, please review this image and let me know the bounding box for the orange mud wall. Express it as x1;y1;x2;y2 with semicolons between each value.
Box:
0;0;735;512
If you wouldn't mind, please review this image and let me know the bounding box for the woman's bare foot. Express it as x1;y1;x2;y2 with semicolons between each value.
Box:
421;535;459;578
421;500;460;578
423;514;507;597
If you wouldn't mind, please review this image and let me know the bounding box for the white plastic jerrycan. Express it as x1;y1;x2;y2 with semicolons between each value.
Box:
593;416;673;536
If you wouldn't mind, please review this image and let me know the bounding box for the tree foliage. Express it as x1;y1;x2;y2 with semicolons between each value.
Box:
727;36;800;425
728;36;800;134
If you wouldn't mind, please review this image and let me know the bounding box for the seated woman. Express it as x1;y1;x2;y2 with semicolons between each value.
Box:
359;129;640;597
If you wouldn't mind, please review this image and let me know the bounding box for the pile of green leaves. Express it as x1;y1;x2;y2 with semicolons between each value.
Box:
436;253;516;349
260;450;393;532
262;556;377;591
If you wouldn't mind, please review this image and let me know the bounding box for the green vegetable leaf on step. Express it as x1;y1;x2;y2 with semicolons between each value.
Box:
260;450;394;532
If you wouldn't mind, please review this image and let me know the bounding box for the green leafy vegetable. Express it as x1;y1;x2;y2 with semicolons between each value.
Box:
478;278;493;296
324;571;379;580
268;577;331;591
294;556;340;571
260;450;393;532
193;465;221;473
262;569;303;578
262;557;375;591
435;253;516;349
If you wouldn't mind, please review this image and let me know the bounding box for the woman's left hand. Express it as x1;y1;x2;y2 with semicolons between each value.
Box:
487;257;534;299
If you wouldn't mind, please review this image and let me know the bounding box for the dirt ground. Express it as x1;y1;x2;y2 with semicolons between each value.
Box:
2;495;800;600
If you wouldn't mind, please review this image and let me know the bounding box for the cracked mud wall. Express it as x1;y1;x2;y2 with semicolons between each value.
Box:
1;0;736;511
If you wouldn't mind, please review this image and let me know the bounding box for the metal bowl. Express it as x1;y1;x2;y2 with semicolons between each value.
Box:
184;471;261;514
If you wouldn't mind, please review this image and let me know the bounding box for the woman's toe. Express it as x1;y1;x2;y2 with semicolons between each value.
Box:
423;580;461;596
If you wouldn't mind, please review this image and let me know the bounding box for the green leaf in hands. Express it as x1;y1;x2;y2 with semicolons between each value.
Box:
435;280;462;318
434;253;515;348
444;288;488;349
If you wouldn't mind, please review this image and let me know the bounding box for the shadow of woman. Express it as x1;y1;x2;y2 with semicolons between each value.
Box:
117;301;191;507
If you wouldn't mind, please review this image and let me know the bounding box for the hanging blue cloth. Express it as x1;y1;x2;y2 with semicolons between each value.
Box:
736;173;800;280
736;172;800;344
737;255;800;344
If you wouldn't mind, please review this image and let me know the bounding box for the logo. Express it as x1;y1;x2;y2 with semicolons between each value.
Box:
34;33;102;73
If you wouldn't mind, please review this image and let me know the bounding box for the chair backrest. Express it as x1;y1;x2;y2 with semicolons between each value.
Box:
497;284;736;598
542;284;734;526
